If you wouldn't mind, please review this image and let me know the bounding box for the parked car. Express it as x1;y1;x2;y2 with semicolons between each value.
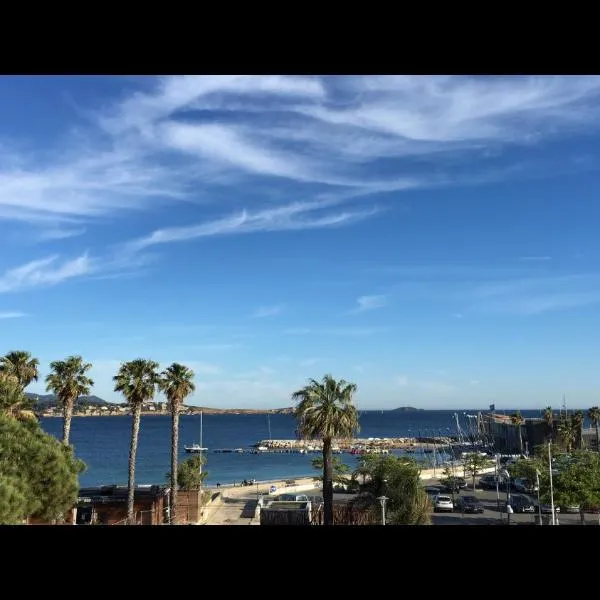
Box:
424;486;441;496
513;478;538;494
455;495;484;513
508;494;535;513
433;495;454;512
540;504;561;514
562;504;580;514
479;475;509;491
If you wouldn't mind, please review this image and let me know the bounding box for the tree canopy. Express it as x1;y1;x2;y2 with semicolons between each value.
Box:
350;454;431;525
0;412;85;524
167;455;208;491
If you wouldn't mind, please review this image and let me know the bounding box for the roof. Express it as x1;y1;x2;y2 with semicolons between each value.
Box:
77;484;169;504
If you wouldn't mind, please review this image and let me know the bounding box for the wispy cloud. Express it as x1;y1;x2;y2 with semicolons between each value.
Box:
36;227;87;242
349;294;388;314
252;305;284;318
0;254;91;293
123;200;380;254
0;311;27;319
3;75;600;236
469;274;600;314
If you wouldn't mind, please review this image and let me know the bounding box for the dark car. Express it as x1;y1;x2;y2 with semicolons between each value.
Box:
455;495;484;514
508;494;536;513
441;477;467;493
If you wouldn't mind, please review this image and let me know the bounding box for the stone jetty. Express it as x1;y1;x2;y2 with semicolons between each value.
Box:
254;436;454;452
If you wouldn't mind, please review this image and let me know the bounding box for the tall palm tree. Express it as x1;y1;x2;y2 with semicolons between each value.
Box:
0;351;39;391
45;356;93;445
159;362;195;525
292;374;359;526
114;359;160;524
542;406;554;441
572;410;584;450
588;407;600;453
510;411;525;455
557;418;577;453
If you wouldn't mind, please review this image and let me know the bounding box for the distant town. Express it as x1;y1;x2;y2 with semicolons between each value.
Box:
29;395;295;417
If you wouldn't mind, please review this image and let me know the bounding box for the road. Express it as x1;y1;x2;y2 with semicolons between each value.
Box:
427;478;597;526
200;476;599;525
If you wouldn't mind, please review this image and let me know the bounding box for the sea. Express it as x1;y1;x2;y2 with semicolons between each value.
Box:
39;409;549;488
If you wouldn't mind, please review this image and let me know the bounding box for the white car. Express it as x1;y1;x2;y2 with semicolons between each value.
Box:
433;495;454;513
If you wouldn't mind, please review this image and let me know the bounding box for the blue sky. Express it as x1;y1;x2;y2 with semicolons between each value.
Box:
2;75;600;410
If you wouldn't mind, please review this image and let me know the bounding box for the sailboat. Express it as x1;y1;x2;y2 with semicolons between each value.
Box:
185;411;208;453
256;414;271;452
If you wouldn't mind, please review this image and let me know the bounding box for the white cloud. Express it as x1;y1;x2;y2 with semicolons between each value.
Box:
2;75;599;234
470;274;600;315
252;305;283;318
37;227;87;242
124;199;380;253
349;294;387;313
0;311;27;319
0;254;91;293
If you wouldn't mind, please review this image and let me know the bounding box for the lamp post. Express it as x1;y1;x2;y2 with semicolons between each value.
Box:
535;469;542;525
548;441;557;526
500;467;511;524
377;495;388;525
495;454;501;518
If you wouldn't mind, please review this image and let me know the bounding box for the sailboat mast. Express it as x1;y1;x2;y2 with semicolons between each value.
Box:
199;411;203;475
268;414;272;441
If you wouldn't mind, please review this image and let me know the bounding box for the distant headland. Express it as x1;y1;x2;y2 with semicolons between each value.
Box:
389;406;425;412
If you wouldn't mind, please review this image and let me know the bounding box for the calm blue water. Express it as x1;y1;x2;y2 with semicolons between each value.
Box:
39;409;547;487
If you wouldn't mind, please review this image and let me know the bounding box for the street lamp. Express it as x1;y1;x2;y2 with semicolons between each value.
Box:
548;441;557;526
377;495;388;525
535;469;542;525
506;503;514;525
499;467;511;524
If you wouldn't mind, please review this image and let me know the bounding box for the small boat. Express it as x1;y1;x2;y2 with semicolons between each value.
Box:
185;411;208;453
185;443;208;454
235;448;244;453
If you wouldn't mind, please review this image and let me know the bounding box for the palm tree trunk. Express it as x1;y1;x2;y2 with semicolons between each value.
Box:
322;437;333;526
63;397;74;445
170;405;179;524
127;403;142;524
596;422;600;453
518;427;523;455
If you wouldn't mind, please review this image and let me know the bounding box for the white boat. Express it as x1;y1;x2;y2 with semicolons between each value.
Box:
185;443;208;453
184;411;208;453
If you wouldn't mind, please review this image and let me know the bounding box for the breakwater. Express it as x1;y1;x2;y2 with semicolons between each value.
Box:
254;436;454;453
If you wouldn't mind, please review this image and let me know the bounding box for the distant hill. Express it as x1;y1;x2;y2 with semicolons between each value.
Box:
389;406;425;412
26;393;113;407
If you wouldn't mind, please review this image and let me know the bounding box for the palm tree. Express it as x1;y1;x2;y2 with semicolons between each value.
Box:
0;351;39;391
542;406;554;441
159;363;195;525
292;374;359;526
114;359;160;524
588;407;600;453
510;411;525;455
352;461;371;485
572;410;584;450
557;418;577;453
0;372;34;421
45;356;94;445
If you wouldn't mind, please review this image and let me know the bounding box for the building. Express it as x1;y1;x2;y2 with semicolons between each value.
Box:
482;412;583;454
259;500;312;525
75;484;170;525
